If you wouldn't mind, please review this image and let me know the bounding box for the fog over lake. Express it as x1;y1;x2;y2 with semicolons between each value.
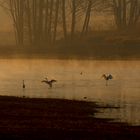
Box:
0;58;140;125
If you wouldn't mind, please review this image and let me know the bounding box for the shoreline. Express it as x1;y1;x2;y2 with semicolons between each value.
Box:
0;95;139;139
0;53;140;60
0;43;140;60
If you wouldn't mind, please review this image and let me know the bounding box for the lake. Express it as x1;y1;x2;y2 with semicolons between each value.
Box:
0;58;140;126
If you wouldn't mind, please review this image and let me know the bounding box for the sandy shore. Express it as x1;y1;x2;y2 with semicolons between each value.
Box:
0;96;139;140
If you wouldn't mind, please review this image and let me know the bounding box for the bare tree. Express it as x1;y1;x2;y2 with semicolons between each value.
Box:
81;0;92;37
34;0;44;44
25;0;32;44
2;0;129;46
53;0;60;43
47;0;54;43
71;0;76;39
44;0;49;42
61;0;67;40
8;0;25;45
111;0;140;29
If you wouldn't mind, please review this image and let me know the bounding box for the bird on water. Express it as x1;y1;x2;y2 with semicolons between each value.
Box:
102;74;113;86
41;77;57;88
23;80;25;88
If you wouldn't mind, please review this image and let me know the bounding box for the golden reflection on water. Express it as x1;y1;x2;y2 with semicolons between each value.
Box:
0;58;140;125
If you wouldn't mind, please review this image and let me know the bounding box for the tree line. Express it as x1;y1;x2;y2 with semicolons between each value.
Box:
1;0;140;46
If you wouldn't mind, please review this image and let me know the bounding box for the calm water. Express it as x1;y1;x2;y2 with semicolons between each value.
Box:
0;59;140;125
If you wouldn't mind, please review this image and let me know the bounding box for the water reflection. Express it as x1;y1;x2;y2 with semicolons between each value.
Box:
0;59;140;125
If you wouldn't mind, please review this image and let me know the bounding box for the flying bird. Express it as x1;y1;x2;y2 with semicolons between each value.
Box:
41;78;57;88
102;74;113;86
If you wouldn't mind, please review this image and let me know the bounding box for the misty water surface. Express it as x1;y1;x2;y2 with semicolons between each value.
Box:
0;59;140;125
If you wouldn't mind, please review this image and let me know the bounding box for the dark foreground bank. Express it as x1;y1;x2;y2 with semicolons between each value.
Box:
0;96;139;140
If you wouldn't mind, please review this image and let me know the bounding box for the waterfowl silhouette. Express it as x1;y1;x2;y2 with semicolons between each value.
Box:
102;74;113;86
23;80;25;88
83;96;87;99
41;78;57;88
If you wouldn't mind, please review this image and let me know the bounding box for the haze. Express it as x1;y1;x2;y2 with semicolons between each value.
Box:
0;0;139;59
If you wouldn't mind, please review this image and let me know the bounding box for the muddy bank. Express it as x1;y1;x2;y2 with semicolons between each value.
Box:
0;96;139;140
